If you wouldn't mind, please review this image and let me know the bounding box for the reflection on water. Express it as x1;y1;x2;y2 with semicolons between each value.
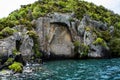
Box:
1;58;120;80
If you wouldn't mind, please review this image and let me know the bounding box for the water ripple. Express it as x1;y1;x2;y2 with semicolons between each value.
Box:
1;59;120;80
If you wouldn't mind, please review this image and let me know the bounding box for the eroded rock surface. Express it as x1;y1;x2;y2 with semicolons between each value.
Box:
0;13;113;60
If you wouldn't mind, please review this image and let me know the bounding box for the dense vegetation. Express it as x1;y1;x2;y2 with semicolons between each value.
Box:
0;0;120;55
0;0;120;29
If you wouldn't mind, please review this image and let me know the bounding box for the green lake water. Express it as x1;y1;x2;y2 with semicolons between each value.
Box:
1;58;120;80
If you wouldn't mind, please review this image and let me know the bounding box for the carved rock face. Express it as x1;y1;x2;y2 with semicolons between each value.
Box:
35;17;74;58
31;13;111;59
49;24;74;58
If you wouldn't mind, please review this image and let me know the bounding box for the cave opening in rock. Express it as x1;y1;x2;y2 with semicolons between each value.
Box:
16;40;22;51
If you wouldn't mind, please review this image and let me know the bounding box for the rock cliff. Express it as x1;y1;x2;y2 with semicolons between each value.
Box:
0;13;112;63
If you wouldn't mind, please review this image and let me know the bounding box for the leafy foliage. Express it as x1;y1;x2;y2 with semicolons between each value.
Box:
74;41;89;58
0;0;120;30
0;27;16;39
93;38;107;47
8;62;23;73
0;0;120;57
73;41;80;47
109;38;120;56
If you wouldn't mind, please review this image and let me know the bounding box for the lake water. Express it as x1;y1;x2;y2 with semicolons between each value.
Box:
1;58;120;80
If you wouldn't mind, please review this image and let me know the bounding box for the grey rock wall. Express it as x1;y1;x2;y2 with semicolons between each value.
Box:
0;12;113;60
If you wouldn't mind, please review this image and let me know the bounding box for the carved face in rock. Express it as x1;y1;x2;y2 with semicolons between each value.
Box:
49;24;74;57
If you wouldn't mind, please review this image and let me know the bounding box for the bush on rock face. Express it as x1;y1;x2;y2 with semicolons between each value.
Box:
93;38;107;47
0;24;4;31
0;27;17;39
80;44;89;58
100;31;111;41
109;38;120;56
26;30;38;39
74;41;89;58
8;62;23;73
74;41;80;47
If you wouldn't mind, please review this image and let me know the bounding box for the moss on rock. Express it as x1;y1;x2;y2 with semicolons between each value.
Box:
8;62;23;73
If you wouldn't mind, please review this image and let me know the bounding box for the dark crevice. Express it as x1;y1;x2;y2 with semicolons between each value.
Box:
50;22;68;27
16;40;22;51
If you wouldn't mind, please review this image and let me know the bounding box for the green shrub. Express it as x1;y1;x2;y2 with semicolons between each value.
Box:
109;38;120;56
26;30;38;39
115;22;120;29
93;28;111;42
34;44;42;58
0;24;4;31
113;28;120;38
93;38;107;47
74;41;80;47
2;27;14;35
0;27;17;38
0;0;120;33
79;43;89;58
74;41;89;58
93;38;103;44
100;31;111;41
93;28;102;37
8;62;23;73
